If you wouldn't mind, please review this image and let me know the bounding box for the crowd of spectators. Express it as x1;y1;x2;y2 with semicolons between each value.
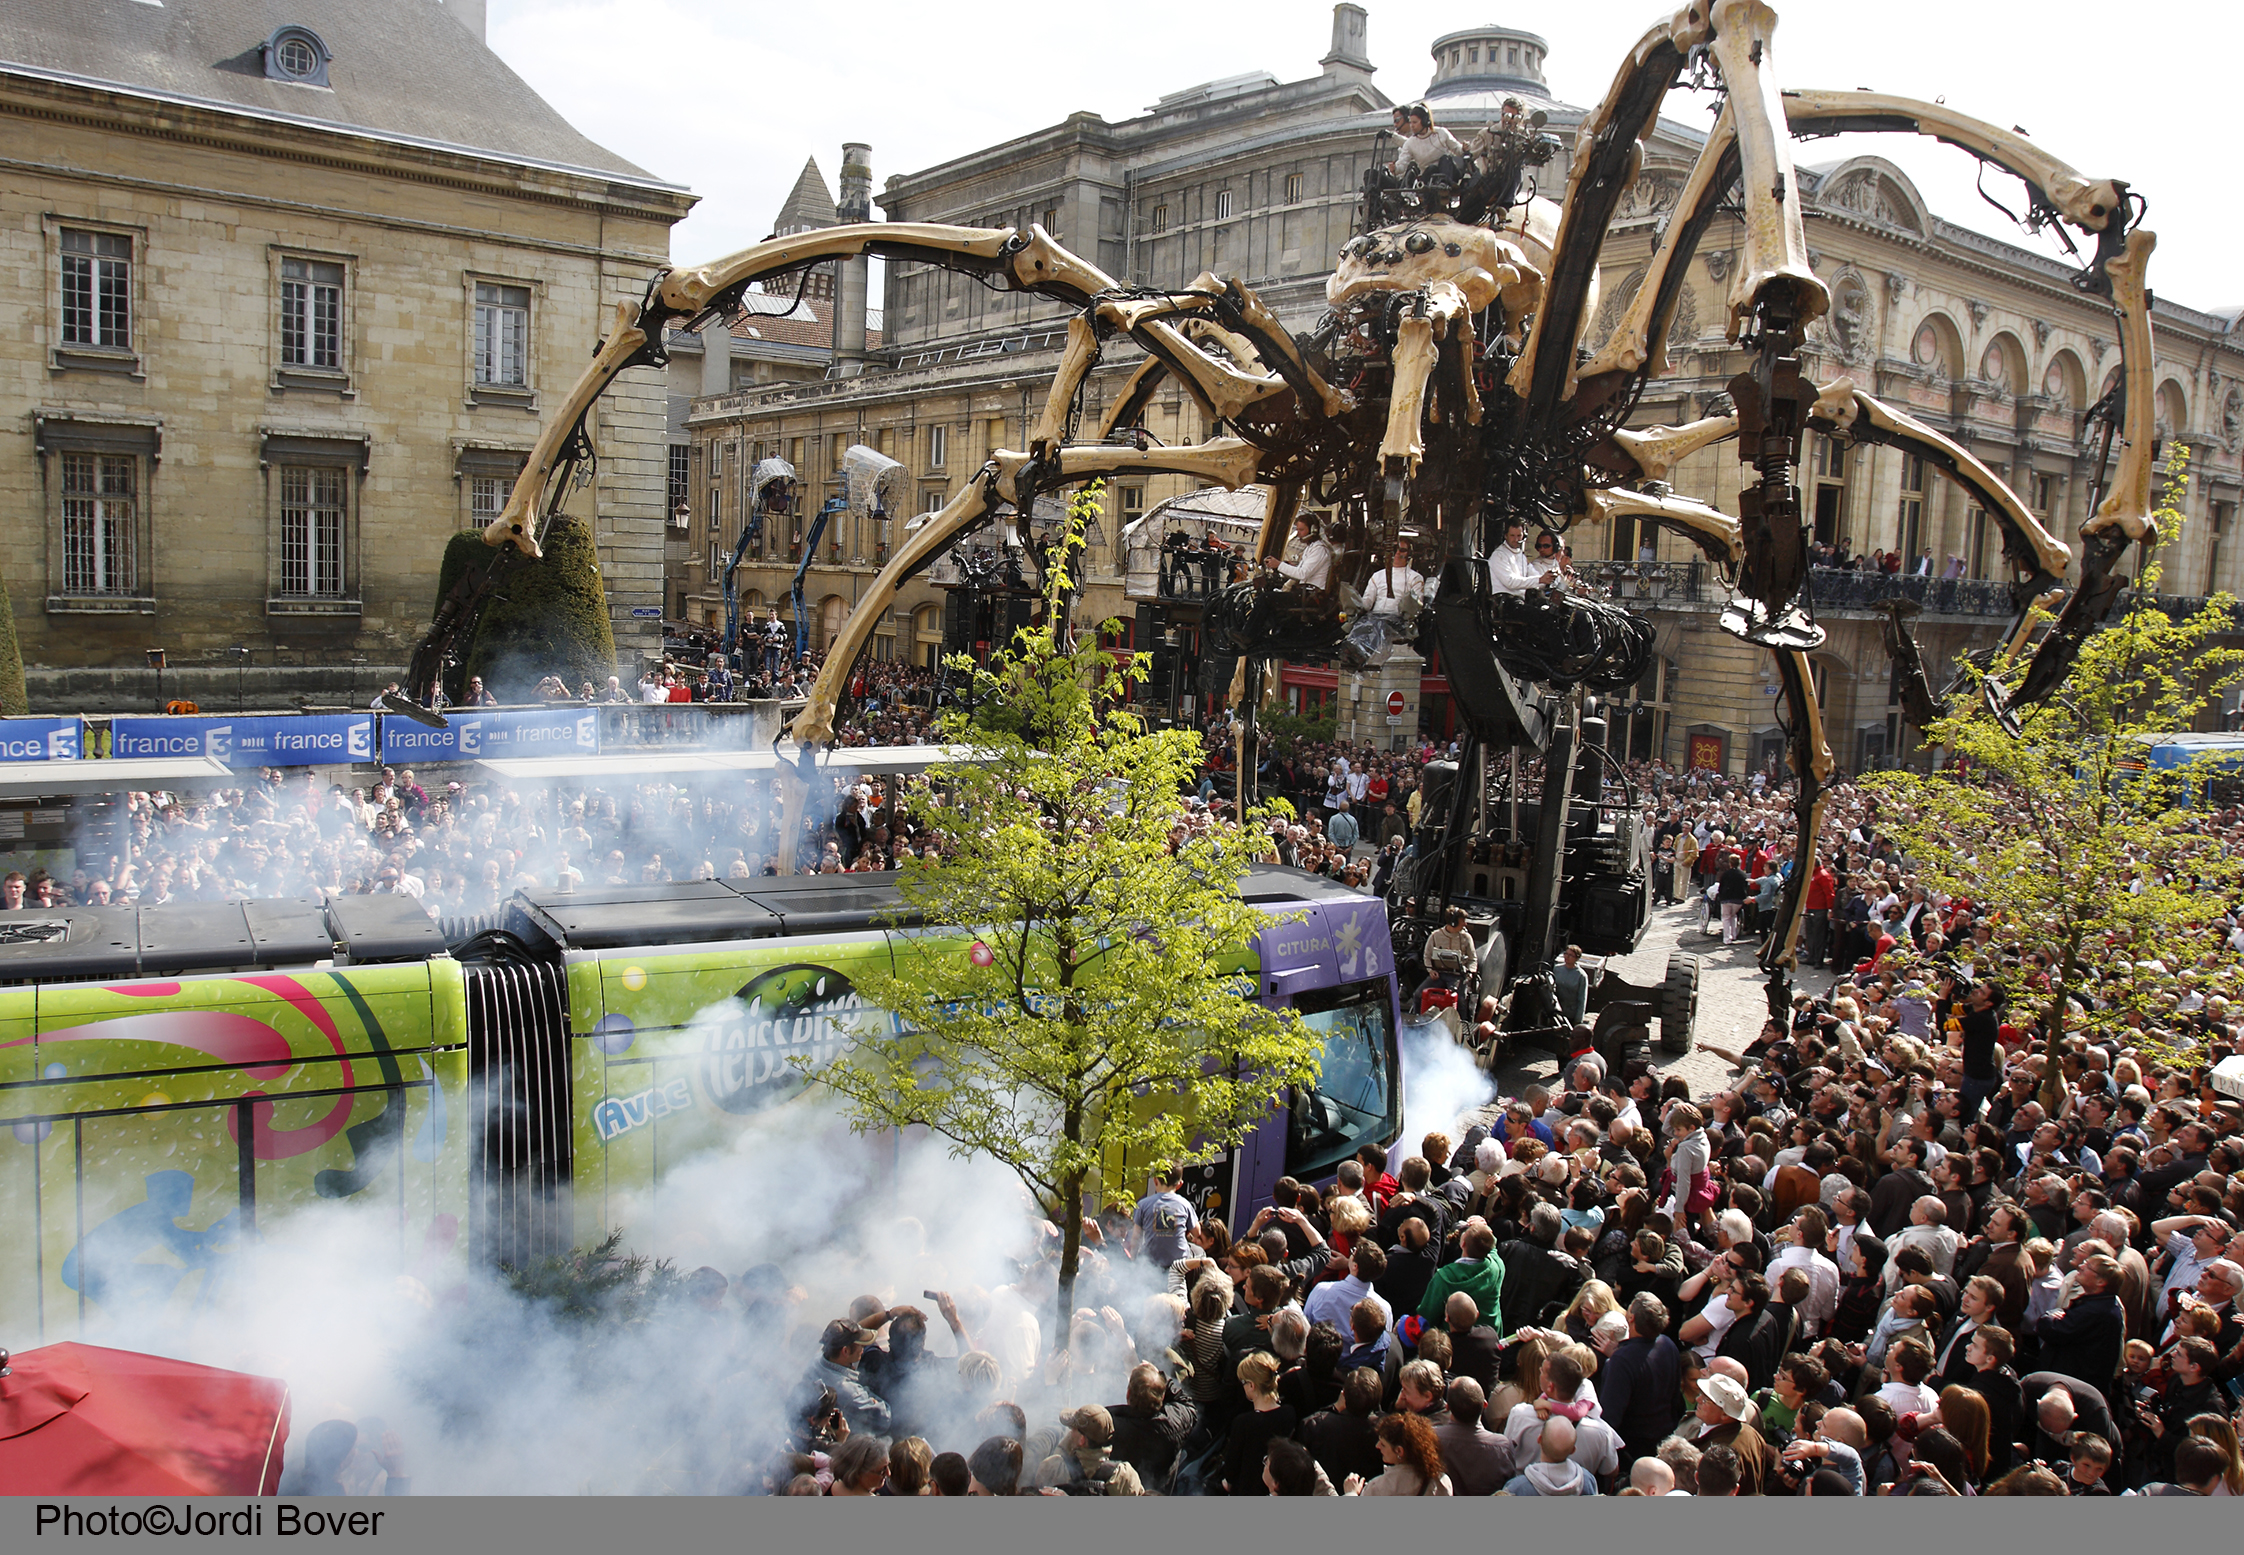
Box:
758;975;2243;1497
746;751;2244;1497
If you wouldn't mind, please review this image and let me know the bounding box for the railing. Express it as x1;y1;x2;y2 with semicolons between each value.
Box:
1805;569;2017;617
1575;560;1708;603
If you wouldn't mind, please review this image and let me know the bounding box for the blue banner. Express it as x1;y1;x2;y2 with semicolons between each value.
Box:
110;714;377;766
0;718;83;762
380;707;601;763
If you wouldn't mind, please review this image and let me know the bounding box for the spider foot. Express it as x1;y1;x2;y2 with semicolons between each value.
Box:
1719;600;1825;651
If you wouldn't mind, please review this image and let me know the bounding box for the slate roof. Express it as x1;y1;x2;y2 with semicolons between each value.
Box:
0;0;678;187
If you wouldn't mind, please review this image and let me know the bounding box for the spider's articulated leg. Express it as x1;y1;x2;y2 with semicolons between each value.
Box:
1809;377;2075;724
1504;4;1711;425
1381;283;1481;486
787;438;1263;747
1758;644;1836;1010
1599;411;1741;485
1026;286;1290;456
2004;230;2160;714
1582;488;1744;571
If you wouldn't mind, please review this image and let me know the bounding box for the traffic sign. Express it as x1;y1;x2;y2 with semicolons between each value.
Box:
1385;690;1406;716
630;606;662;619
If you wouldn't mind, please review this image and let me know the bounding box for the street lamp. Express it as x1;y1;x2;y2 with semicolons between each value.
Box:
229;645;249;712
145;647;165;711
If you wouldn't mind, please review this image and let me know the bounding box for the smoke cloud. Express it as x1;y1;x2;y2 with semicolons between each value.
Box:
46;1000;1177;1494
1392;1013;1495;1168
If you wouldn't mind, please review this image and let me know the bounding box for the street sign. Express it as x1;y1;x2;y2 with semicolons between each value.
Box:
1385;690;1406;716
630;607;662;619
1385;715;1404;726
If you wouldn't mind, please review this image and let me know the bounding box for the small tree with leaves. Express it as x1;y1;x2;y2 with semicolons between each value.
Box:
1868;451;2244;1090
804;483;1324;1351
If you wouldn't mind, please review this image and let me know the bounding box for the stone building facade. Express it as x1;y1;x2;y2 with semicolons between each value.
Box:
683;7;2244;764
0;0;693;704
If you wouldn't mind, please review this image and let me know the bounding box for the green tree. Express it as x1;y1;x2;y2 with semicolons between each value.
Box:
456;515;617;700
1868;453;2244;1089
805;485;1324;1350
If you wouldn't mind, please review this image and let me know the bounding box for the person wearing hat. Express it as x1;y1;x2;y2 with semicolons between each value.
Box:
1687;1369;1772;1494
1053;1404;1122;1493
801;1316;893;1436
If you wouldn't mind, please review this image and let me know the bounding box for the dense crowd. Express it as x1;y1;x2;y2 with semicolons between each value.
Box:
740;761;2244;1497
753;964;2243;1497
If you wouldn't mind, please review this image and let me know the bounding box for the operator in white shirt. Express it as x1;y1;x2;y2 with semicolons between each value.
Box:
1264;514;1333;592
1487;518;1559;597
1360;542;1428;617
1390;103;1465;181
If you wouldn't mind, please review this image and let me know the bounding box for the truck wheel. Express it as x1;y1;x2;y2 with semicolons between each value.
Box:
1659;951;1700;1055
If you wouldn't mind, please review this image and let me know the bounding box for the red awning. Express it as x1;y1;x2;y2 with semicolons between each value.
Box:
0;1343;290;1496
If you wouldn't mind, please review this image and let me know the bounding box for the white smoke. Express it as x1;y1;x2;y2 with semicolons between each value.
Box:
44;1028;1174;1493
1392;1013;1495;1169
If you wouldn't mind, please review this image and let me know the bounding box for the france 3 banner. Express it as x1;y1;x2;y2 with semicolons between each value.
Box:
379;707;601;763
0;717;83;762
109;714;375;766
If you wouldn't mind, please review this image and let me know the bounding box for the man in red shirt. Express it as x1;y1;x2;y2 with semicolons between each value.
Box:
1802;857;1837;968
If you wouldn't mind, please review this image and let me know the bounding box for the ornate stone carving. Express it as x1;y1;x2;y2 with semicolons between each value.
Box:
1829;271;1872;364
2224;386;2244;450
1884;271;1907;305
2089;336;2110;370
1968;299;1989;331
2031;319;2051;349
1704;248;1733;285
1665;283;1700;352
1617;172;1682;220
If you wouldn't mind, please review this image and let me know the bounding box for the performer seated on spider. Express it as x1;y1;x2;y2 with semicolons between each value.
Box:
1361;540;1429;619
1486;518;1562;598
1262;513;1333;593
1389;102;1465;186
1419;905;1478;1007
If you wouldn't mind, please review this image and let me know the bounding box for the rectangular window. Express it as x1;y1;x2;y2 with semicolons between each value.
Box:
1284;172;1304;203
1042;207;1059;236
1214;189;1233;219
2033;473;2058;516
1151;203;1169;232
986;417;1007;458
2209;501;2233;595
927;424;947;469
925;488;944;513
61;452;136;595
1897;451;1925;561
1121;486;1145;525
279;256;343;368
278;466;347;597
473;282;530;386
60;229;131;348
669;445;691;516
470;475;506;524
707;486;722;533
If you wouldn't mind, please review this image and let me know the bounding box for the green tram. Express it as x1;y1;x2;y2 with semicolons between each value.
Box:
0;868;1404;1341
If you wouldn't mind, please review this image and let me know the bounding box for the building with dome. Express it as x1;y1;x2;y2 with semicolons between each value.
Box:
684;6;2244;764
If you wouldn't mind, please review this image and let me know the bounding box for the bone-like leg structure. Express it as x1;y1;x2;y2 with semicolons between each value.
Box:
1505;4;1711;418
787;438;1263;747
1707;0;1828;338
1605;412;1744;484
1809;380;2073;586
1381;283;1479;480
1583;487;1744;570
1759;645;1834;987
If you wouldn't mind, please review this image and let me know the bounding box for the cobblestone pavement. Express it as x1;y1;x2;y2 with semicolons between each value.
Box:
1483;896;1842;1101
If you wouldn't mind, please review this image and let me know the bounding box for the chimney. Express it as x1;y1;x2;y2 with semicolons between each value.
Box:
445;0;487;43
699;317;731;399
1320;3;1373;81
832;143;872;378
